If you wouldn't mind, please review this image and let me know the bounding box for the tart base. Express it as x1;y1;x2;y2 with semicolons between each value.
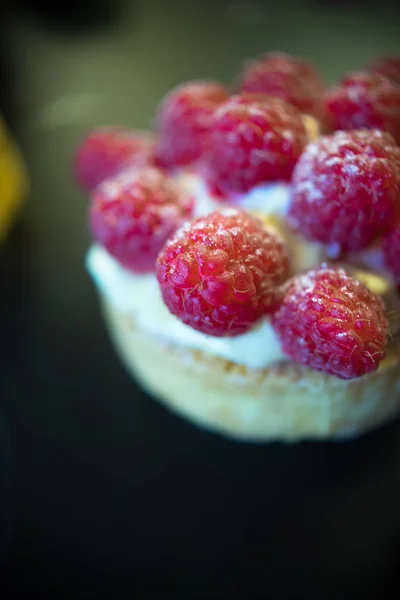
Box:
102;299;400;442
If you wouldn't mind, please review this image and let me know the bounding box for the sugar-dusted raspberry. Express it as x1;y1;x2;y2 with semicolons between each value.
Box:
368;56;400;85
75;128;157;192
89;168;194;273
324;71;400;143
382;224;400;285
154;81;229;169
289;129;400;253
204;94;308;197
156;209;289;336
238;52;325;120
272;267;388;379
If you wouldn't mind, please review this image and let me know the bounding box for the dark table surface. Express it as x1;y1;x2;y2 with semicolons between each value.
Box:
1;0;400;598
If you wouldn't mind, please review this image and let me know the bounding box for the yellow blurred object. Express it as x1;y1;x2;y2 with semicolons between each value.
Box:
354;270;390;296
0;117;28;241
251;210;284;233
302;114;320;141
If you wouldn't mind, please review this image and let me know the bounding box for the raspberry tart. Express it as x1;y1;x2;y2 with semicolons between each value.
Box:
77;53;400;442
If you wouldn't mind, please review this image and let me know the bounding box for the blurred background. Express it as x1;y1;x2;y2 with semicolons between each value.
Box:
1;0;400;598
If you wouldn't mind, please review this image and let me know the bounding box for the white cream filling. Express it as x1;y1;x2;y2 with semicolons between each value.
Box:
175;172;292;217
87;245;286;370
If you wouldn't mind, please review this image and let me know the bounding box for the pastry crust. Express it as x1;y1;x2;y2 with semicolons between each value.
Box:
102;299;400;442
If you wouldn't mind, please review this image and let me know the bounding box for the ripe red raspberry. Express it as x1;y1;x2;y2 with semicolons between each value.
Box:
368;56;400;85
156;209;289;336
324;72;400;143
238;52;325;120
204;94;308;197
89;168;194;273
272;267;388;379
382;224;400;285
289;129;400;253
154;81;229;169
75;128;157;192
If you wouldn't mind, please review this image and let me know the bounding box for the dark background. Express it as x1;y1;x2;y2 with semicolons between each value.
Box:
1;0;400;598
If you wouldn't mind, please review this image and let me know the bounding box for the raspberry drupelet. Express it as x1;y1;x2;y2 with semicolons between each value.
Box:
324;72;400;143
74;128;157;192
272;267;389;379
156;209;289;337
238;52;325;120
154;81;229;169
203;94;308;197
89;167;194;273
289;129;400;254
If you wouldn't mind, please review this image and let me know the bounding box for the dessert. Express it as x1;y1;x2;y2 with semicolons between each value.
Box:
77;52;400;442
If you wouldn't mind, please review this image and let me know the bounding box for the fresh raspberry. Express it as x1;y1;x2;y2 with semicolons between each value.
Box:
289;129;400;253
74;128;156;192
154;81;229;169
324;72;400;143
89;168;194;273
272;267;388;379
382;224;400;285
204;94;308;197
368;57;400;85
238;52;325;120
156;209;289;336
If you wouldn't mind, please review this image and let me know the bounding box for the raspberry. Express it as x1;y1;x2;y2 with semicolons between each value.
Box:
368;57;400;85
324;72;400;144
75;128;156;192
156;209;289;336
204;94;308;197
154;81;228;169
89;168;194;273
289;129;400;253
382;225;400;285
239;52;325;120
272;267;388;379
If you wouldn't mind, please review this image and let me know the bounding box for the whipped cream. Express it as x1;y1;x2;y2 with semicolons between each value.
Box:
176;171;292;217
174;172;218;216
87;245;286;370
